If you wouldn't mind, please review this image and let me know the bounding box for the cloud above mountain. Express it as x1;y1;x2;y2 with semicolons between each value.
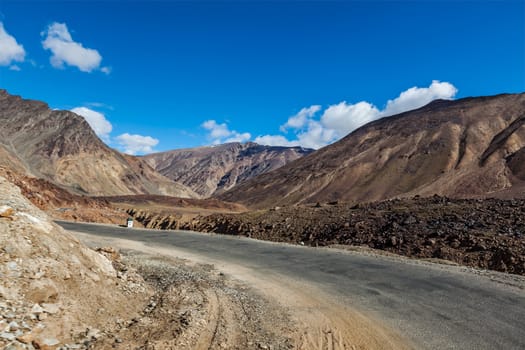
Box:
116;133;159;155
280;105;321;132
254;80;458;149
71;106;158;155
42;22;109;73
202;119;251;144
381;81;458;117
71;107;113;142
0;23;25;68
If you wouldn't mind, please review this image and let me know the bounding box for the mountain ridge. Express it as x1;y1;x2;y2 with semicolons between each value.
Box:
0;89;196;198
143;141;313;197
217;92;525;208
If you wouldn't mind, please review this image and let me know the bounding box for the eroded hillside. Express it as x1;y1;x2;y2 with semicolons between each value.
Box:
219;93;525;208
0;90;196;198
144;142;312;197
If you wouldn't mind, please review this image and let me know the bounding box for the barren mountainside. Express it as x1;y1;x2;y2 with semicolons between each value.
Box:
0;90;196;197
218;93;525;208
143;142;312;197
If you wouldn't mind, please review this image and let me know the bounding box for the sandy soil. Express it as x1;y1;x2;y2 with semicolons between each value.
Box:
74;231;412;350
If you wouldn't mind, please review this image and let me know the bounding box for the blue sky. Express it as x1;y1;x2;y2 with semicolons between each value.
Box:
0;1;524;154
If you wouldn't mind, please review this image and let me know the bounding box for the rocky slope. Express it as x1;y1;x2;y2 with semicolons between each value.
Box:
143;142;312;197
219;93;525;208
0;175;150;349
129;196;525;275
0;90;196;198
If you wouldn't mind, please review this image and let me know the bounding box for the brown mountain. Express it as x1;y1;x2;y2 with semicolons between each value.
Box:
0;90;196;197
143;142;312;197
218;93;525;208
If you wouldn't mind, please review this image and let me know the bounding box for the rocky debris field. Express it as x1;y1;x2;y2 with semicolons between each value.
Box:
130;196;525;275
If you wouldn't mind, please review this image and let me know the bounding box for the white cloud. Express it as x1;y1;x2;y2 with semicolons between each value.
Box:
321;101;379;136
71;106;159;154
255;81;458;149
202;120;231;139
295;120;337;149
100;66;111;75
41;22;105;73
256;120;335;150
225;132;251;143
197;82;457;150
116;133;159;155
254;135;300;147
381;80;458;117
9;65;21;71
0;23;25;66
256;104;336;149
202;119;251;144
280;105;321;131
71;107;112;142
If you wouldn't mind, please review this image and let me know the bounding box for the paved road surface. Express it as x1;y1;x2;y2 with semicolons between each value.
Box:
57;221;525;350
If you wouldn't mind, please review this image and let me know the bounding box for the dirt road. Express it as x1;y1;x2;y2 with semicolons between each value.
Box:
58;221;525;350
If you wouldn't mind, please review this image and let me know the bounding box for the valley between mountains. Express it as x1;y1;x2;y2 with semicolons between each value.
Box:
2;89;525;349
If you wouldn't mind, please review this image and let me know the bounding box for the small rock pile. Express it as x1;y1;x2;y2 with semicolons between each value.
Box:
0;299;65;350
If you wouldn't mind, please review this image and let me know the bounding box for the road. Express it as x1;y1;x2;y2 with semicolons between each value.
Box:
57;221;525;350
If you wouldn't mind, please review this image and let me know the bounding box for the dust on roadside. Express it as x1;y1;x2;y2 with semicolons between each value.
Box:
90;249;295;350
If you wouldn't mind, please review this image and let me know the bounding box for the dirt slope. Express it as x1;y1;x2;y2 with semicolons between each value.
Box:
0;175;150;348
218;93;525;208
0;90;196;198
143;142;312;197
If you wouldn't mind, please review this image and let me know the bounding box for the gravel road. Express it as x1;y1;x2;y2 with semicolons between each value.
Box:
57;221;525;350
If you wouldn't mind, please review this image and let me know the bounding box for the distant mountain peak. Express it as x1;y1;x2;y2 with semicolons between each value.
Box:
143;142;313;197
